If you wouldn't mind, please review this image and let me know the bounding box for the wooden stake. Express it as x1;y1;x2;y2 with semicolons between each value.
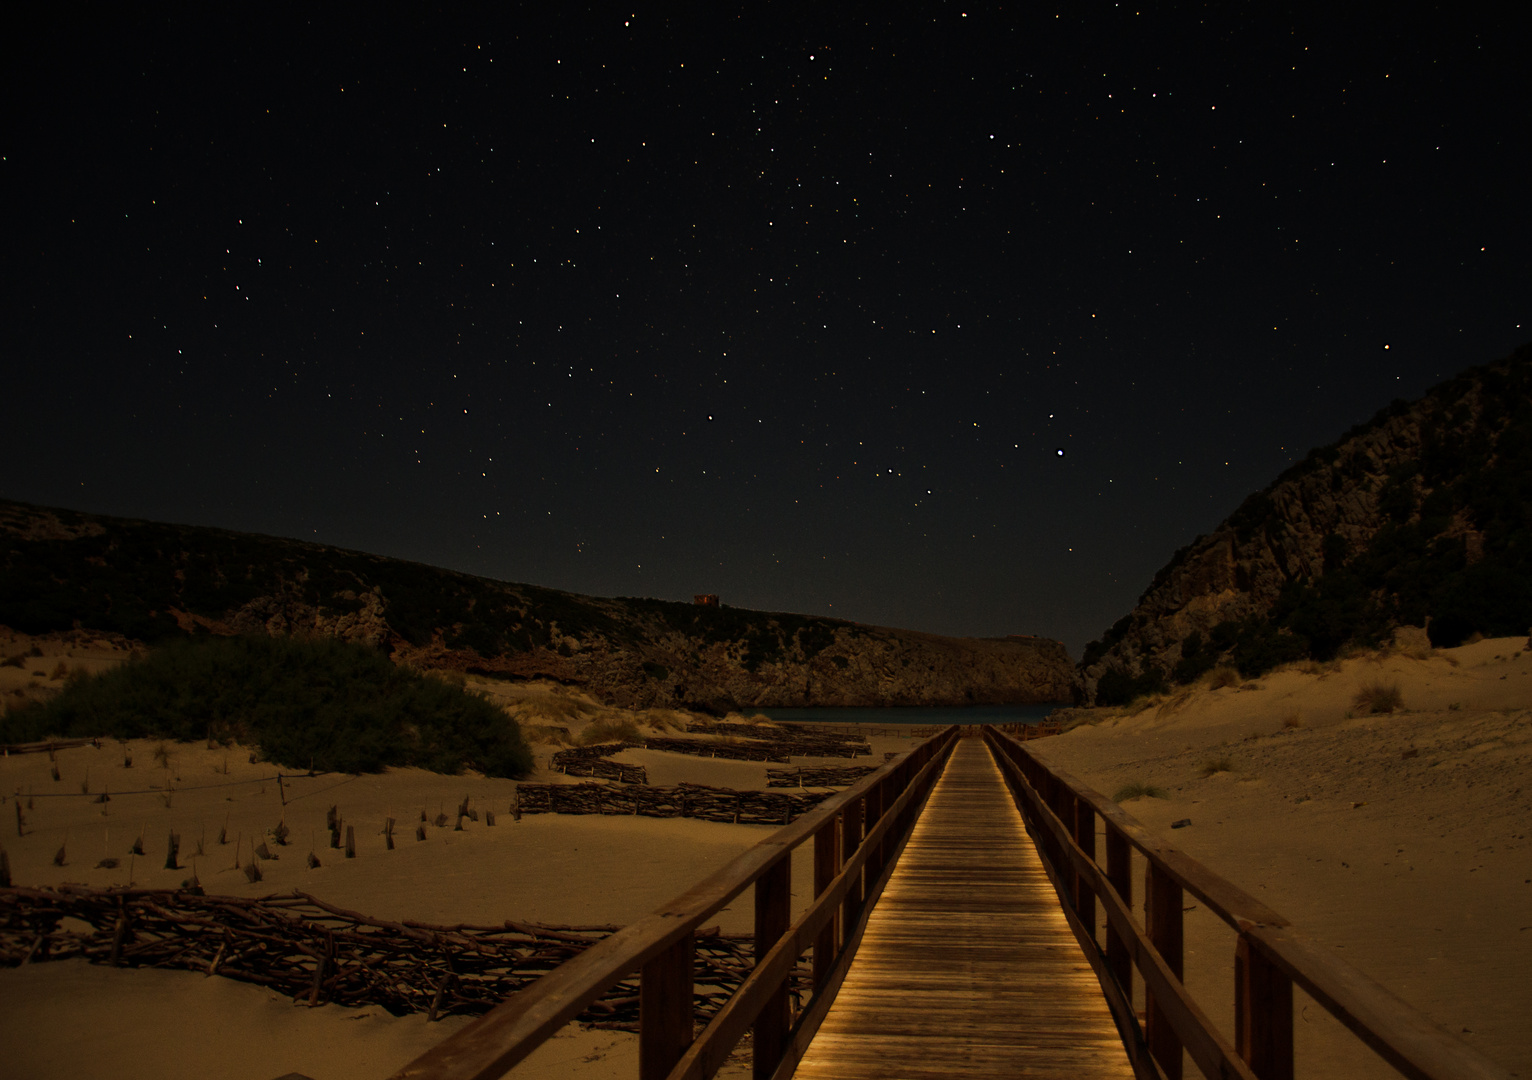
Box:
345;825;355;858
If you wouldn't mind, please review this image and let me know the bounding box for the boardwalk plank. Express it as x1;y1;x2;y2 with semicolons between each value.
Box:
793;735;1133;1080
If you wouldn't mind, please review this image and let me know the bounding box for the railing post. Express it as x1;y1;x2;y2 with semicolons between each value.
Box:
812;815;841;990
1236;933;1294;1080
1104;823;1132;994
640;931;694;1080
1073;798;1096;936
841;794;864;945
1145;862;1185;1080
864;777;886;885
753;856;792;1080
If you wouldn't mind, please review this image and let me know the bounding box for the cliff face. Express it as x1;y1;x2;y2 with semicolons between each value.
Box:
0;501;1073;710
1082;343;1532;702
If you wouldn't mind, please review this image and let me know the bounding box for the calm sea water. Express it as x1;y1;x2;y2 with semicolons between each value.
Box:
753;703;1065;727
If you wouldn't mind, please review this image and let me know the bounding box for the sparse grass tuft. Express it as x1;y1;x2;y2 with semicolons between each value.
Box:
578;717;642;745
1201;757;1235;777
1352;681;1403;715
1204;666;1241;690
1113;781;1169;802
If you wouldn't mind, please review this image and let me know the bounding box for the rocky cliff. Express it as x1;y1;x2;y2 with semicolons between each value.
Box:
0;501;1073;710
1082;343;1532;703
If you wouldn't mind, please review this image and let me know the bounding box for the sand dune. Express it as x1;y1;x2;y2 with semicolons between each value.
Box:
0;678;915;1080
1034;636;1532;1077
6;632;1526;1077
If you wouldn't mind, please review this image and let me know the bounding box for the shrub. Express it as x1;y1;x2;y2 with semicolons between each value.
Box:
579;718;642;745
1095;664;1167;707
1200;757;1235;776
1113;781;1169;802
1204;666;1241;690
0;635;532;777
1353;682;1403;714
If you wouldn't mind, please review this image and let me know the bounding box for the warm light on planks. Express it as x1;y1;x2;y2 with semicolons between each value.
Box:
794;735;1133;1079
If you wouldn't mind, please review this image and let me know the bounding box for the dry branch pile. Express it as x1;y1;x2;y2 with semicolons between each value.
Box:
765;765;877;788
515;781;831;825
0;885;807;1029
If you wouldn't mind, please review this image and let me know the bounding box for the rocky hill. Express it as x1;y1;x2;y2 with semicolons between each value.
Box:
0;500;1073;711
1082;343;1532;704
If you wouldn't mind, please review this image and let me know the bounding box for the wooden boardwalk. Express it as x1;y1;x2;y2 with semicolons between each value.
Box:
794;735;1133;1079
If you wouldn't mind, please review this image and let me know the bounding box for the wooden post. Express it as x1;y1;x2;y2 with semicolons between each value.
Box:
842;795;864;944
812;815;841;990
754;857;792;1080
344;825;356;859
640;933;694;1080
1073;799;1096;937
863;779;885;885
1145;862;1184;1080
1105;823;1132;995
1236;933;1294;1080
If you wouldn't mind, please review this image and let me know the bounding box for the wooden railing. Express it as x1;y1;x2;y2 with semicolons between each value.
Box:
982;726;1514;1080
389;725;961;1080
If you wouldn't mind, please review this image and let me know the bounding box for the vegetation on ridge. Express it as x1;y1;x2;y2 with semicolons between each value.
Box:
0;635;533;776
1088;344;1532;703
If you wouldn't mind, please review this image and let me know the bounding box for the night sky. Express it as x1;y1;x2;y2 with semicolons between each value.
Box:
5;8;1528;658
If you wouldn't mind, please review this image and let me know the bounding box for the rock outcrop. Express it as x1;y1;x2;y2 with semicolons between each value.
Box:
1081;343;1532;702
0;501;1073;710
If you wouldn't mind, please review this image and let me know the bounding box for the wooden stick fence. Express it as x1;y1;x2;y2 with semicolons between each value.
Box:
643;737;794;763
553;758;649;784
0;738;103;756
0;885;806;1031
765;765;876;789
389;725;961;1080
685;723;871;757
982;726;1512;1080
552;742;641;764
515;782;832;826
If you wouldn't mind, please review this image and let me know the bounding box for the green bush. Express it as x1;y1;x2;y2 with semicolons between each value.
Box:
0;635;532;777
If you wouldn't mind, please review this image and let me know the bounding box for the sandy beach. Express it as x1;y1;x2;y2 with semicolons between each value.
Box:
0;638;918;1080
3;629;1528;1078
1034;635;1532;1077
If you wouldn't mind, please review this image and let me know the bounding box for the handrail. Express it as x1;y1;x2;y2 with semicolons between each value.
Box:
983;726;1514;1080
389;725;961;1080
